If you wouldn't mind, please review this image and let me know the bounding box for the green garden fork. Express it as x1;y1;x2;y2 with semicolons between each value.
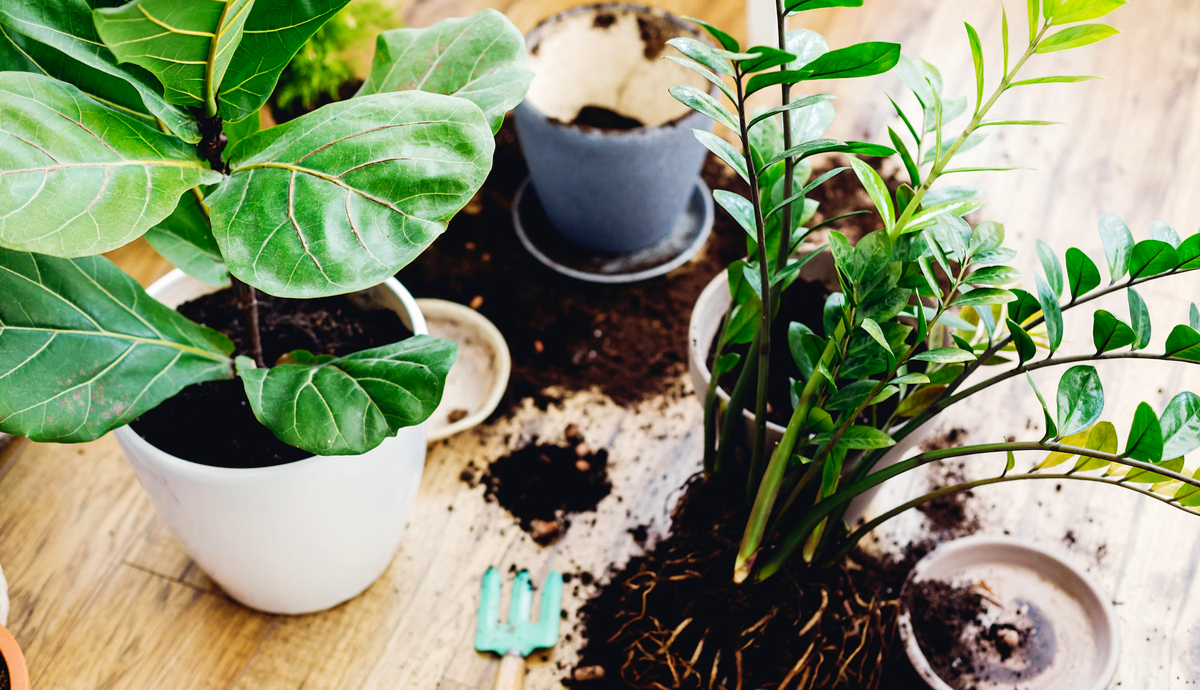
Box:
475;567;563;690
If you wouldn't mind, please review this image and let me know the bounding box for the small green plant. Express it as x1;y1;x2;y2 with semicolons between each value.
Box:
272;0;398;116
0;1;532;456
674;0;1200;585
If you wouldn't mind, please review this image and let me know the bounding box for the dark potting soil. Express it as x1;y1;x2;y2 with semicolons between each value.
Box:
567;475;936;690
570;105;644;130
480;427;612;543
130;288;410;468
0;650;8;690
397;119;890;416
904;579;986;689
917;428;982;537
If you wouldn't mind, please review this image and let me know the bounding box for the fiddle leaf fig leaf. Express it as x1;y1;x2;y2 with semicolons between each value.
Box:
143;192;229;287
1065;247;1101;300
1092;310;1135;353
207;91;494;298
1160;391;1200;460
1124;401;1163;463
93;0;256;112
0;0;200;142
1127;288;1151;349
1056;365;1104;438
1036;239;1063;297
217;0;350;123
1098;213;1134;283
0;248;233;443
0;73;221;257
237;335;457;456
356;10;532;134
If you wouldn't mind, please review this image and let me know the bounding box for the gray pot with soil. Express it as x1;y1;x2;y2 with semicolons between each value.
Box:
513;4;712;254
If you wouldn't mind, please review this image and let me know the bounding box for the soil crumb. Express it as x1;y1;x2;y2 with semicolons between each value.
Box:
131;288;409;468
567;475;932;689
481;430;612;543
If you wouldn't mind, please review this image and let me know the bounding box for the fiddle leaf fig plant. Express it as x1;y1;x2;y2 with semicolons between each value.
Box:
0;0;532;456
676;0;1200;585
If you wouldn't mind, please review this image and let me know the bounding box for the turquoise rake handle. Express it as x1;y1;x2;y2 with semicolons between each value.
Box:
474;567;563;657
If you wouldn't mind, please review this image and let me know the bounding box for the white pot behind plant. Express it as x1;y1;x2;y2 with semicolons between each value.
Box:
113;271;429;615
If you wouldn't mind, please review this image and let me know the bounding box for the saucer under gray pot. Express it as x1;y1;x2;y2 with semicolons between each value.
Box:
513;4;714;255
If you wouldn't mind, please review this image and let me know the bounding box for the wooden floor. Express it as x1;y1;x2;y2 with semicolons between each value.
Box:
3;1;1200;688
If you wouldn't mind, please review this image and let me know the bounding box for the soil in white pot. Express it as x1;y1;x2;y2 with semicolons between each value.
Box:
130;287;410;468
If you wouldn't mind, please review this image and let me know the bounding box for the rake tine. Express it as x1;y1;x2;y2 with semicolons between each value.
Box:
509;570;534;626
477;567;502;638
535;570;564;649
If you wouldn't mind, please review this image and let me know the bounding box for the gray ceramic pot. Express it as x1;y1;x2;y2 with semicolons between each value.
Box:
514;4;713;254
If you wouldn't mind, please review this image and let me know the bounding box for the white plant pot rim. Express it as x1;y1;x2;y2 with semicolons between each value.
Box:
113;270;429;474
899;535;1121;690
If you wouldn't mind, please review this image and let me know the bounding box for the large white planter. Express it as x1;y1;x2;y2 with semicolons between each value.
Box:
114;271;428;614
687;253;929;523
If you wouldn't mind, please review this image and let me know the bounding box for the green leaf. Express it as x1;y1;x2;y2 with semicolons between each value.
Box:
762;138;893;171
715;353;741;375
912;347;976;364
1065;247;1101;300
1038;427;1092;469
1126;456;1182;484
1127;288;1151;350
823;291;846;336
0;73;220;257
1176;233;1200;270
1098;213;1133;282
889;127;921;187
1192;304;1200;332
667;37;733;76
951;288;1017;307
1160;392;1200;459
217;0;349;123
713;191;756;239
1008;75;1101;87
1092;310;1136;353
1036;239;1063;297
852;230;893;285
1056;365;1104;438
1129;239;1179;278
892;372;930;385
858;287;911;324
804;41;900;80
895;385;945;417
860;317;893;359
745;69;815;96
208;91;493;298
1123;401;1163;463
965;22;984;112
1053;0;1125;24
143;192;228;287
826;379;881;411
223;111;260;151
0;248;233;442
812;425;896;450
355;10;531;134
670;84;737;131
788;322;820;380
94;0;255;113
849;157;894;232
1177;468;1200;507
1149;219;1182;248
1073;420;1118;472
682;16;739;52
1035;23;1119;53
1026;374;1058;440
785;28;831;72
1008;289;1042;325
966;266;1021;286
238;336;457;456
1008;319;1037;364
693;129;748;182
1035;274;1063;352
1164;325;1200;361
1027;0;1039;43
740;46;798;74
663;56;735;103
785;0;864;11
0;0;199;141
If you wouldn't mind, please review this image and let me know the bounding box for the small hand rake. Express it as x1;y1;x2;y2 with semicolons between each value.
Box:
474;567;564;690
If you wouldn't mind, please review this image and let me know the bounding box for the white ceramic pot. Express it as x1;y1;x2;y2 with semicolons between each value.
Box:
686;252;928;523
900;535;1120;690
114;271;428;615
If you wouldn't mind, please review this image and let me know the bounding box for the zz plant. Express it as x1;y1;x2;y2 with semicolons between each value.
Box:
677;0;1200;584
0;1;532;456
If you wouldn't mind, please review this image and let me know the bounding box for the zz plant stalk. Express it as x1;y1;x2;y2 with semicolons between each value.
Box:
675;0;1200;585
0;1;532;456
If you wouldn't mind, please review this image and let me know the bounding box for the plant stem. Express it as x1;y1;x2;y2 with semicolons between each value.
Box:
773;0;795;276
715;329;761;476
704;309;734;474
233;277;266;368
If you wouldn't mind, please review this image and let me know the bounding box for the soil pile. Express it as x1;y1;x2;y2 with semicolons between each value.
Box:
131;289;409;468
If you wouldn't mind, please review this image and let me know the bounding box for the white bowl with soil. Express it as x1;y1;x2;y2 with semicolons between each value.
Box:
113;270;429;615
900;535;1120;690
513;3;714;254
687;249;929;522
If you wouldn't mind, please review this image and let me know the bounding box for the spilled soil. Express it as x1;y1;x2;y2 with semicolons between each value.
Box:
918;428;981;537
480;426;612;543
903;579;986;688
131;288;409;468
397;119;892;416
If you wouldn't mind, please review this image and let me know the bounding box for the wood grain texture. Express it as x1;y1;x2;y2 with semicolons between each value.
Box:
0;1;1198;689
